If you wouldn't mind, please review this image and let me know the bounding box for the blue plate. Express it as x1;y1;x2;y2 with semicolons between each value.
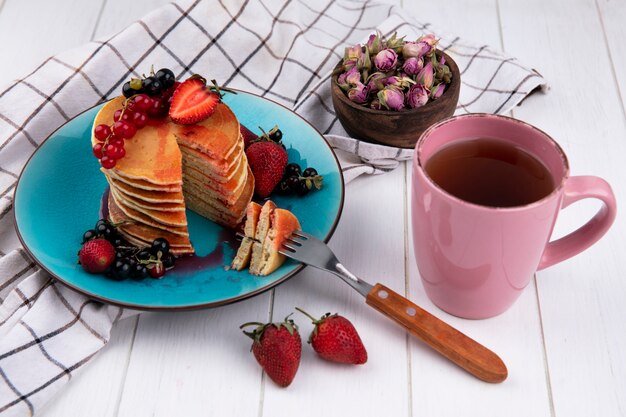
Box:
14;91;344;310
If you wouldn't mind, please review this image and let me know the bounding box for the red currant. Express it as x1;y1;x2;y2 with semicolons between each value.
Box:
94;124;111;141
113;121;136;139
100;155;116;169
132;111;148;128
133;94;153;112
147;98;167;118
148;262;165;279
113;109;135;122
107;145;125;159
92;143;104;158
109;136;124;148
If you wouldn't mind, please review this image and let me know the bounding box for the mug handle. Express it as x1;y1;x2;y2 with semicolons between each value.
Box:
538;176;617;270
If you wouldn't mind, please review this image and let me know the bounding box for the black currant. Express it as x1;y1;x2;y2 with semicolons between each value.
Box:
269;129;283;142
136;249;152;261
82;229;97;243
95;223;109;236
111;259;131;281
285;163;301;177
143;76;163;96
151;238;170;256
95;219;110;229
162;253;175;269
131;264;149;280
122;82;134;98
286;175;300;190
155;68;175;89
295;180;310;196
302;167;318;177
274;180;291;195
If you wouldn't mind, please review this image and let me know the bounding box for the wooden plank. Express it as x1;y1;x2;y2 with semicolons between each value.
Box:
596;0;626;113
498;0;626;416
116;295;271;417
263;168;410;416
0;0;105;86
402;1;552;415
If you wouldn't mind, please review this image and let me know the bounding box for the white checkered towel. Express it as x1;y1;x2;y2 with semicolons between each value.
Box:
0;0;546;415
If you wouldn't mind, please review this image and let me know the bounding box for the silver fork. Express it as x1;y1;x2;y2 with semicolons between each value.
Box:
281;230;508;383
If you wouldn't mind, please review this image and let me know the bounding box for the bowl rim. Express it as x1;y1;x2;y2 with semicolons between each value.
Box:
331;49;460;116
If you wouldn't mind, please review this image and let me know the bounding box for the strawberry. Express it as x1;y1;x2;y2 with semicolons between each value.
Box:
168;77;219;125
241;316;302;387
78;238;115;274
246;141;288;198
296;308;367;365
240;124;258;150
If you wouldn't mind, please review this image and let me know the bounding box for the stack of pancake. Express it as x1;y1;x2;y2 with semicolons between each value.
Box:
91;96;254;255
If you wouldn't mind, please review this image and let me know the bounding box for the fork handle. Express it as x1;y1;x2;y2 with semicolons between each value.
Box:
366;284;507;383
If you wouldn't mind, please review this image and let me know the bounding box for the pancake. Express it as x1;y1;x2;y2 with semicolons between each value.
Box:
231;202;262;271
106;169;182;192
252;208;301;276
108;194;190;237
109;186;185;212
105;174;184;204
184;166;255;228
93;94;254;256
249;200;276;275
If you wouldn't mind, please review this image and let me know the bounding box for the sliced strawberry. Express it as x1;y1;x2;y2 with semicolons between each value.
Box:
169;78;219;125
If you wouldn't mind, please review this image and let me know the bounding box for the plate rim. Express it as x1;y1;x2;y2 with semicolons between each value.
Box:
13;89;345;311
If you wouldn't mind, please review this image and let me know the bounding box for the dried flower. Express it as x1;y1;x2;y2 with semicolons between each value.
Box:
366;72;387;95
345;66;361;85
337;67;361;91
374;48;398;72
417;62;434;89
419;34;438;47
402;57;424;76
431;83;446;99
366;32;382;55
402;41;430;59
386;32;406;51
337;72;350;91
342;58;357;72
335;32;449;111
406;84;430;108
344;45;363;61
382;75;415;89
348;82;369;104
378;86;405;111
357;48;372;76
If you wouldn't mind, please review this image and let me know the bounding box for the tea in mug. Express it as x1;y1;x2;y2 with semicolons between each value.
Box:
424;138;555;207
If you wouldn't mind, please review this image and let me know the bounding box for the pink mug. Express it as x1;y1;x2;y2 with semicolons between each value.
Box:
411;114;617;319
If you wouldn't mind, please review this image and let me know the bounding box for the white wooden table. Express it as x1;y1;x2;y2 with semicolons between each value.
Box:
1;0;625;416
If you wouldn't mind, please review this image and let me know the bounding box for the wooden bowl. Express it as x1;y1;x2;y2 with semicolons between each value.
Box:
331;51;460;149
